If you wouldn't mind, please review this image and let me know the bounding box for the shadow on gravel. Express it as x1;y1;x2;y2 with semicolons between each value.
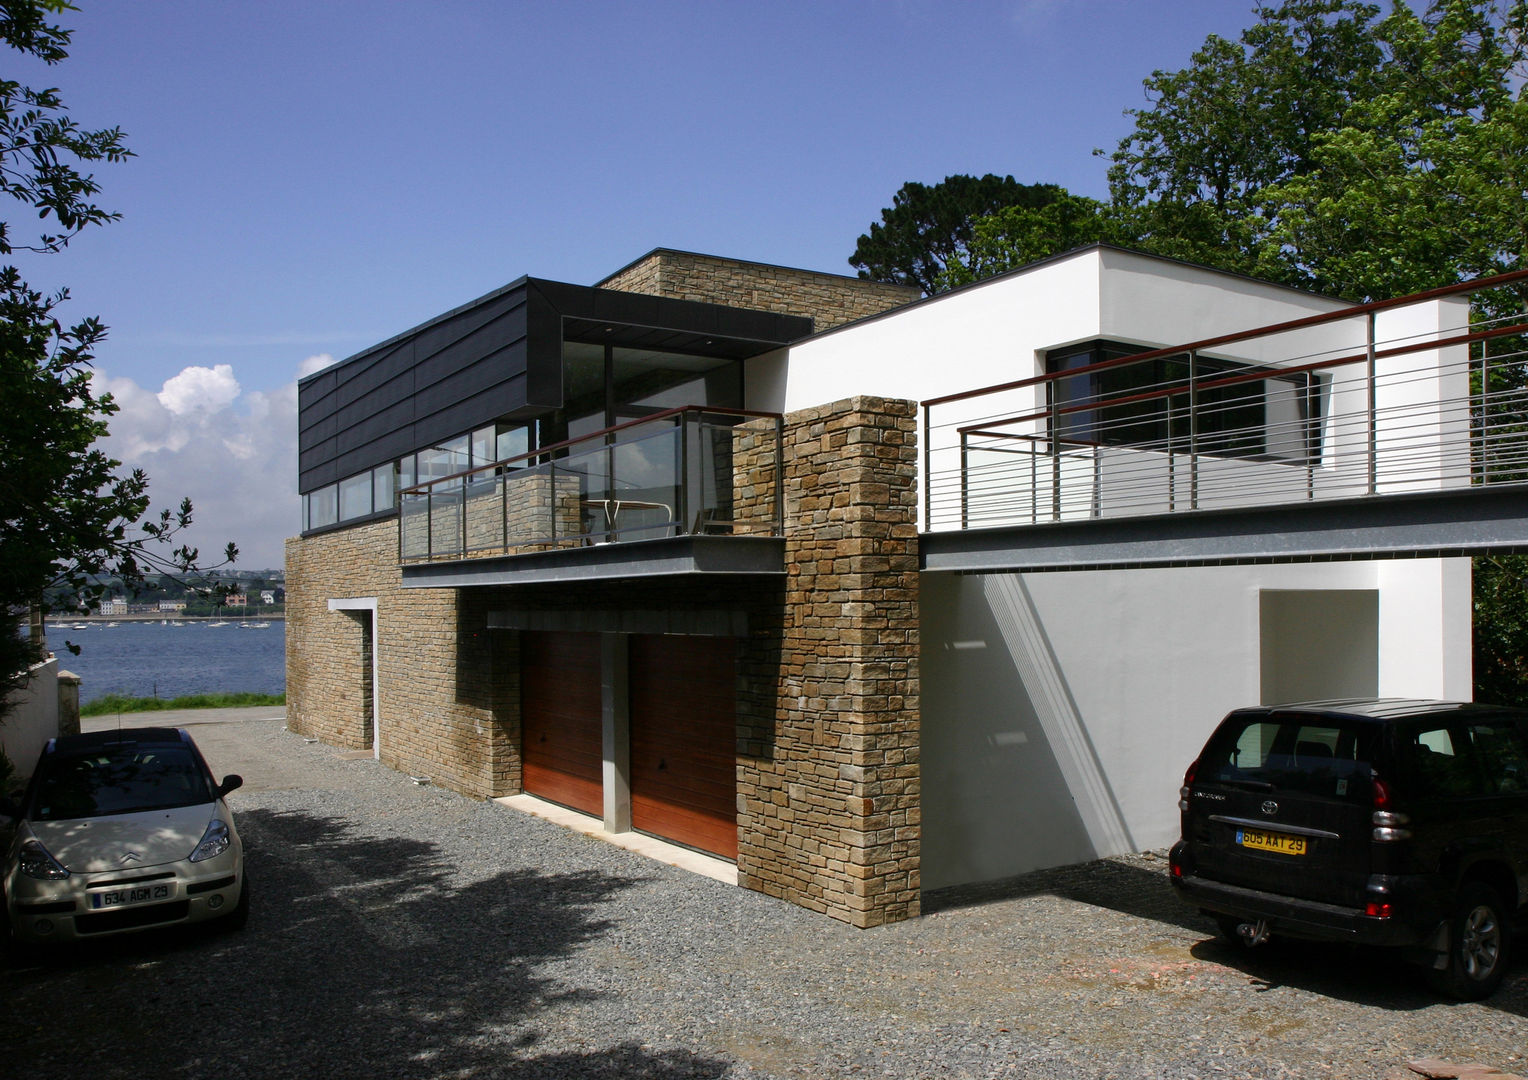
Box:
1184;935;1528;1018
0;807;732;1080
921;856;1207;934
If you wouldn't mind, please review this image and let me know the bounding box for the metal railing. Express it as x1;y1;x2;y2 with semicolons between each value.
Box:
398;406;784;563
923;270;1528;532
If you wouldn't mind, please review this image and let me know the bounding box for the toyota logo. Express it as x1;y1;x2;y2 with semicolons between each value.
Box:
1260;800;1279;816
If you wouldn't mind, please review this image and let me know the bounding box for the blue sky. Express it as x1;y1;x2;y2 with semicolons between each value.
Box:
16;1;1261;569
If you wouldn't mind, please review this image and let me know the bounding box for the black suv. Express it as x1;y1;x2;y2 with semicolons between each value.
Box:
1169;699;1527;999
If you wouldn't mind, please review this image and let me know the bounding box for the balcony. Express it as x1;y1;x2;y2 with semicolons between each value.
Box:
922;270;1528;570
397;407;785;586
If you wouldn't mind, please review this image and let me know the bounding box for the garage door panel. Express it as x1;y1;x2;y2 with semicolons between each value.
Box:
521;631;602;817
629;635;737;859
628;796;738;859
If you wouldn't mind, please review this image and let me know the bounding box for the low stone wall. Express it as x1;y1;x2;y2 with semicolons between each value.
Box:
598;250;919;331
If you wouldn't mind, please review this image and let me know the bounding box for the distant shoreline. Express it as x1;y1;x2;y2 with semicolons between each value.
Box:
47;614;286;624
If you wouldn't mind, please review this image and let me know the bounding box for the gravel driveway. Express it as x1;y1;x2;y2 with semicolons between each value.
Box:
3;715;1525;1079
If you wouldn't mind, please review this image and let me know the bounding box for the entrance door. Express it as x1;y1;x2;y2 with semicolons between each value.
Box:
520;631;603;816
628;635;738;859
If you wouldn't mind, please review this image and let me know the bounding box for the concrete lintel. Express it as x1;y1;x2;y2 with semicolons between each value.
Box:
487;607;748;637
400;535;784;587
921;485;1528;573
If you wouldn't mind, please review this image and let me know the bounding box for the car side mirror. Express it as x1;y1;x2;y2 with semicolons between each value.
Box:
218;775;243;797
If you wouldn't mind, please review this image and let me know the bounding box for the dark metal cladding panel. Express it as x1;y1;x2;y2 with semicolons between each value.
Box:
412;339;525;418
334;337;415;410
297;280;535;494
525;282;566;410
412;289;528;368
336;396;418;457
410;381;527;454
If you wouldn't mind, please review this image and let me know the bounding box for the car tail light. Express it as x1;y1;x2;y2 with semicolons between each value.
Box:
1371;773;1392;810
1370;773;1412;841
1178;759;1198;811
1364;900;1393;919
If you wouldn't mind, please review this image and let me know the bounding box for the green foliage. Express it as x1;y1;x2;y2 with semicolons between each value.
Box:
81;691;286;717
1473;556;1528;706
1256;1;1528;301
937;193;1121;290
848;175;1066;294
0;2;236;711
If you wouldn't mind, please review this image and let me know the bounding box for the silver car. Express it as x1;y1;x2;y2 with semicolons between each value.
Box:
1;727;247;951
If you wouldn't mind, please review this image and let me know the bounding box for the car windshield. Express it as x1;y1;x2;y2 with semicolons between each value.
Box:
30;745;213;821
1200;714;1377;801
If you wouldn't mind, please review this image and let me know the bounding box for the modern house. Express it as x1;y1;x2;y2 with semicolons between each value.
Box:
286;246;1473;927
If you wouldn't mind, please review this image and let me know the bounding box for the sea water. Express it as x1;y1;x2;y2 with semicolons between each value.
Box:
43;620;286;705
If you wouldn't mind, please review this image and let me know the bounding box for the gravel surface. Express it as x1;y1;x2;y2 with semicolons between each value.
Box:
4;716;1526;1079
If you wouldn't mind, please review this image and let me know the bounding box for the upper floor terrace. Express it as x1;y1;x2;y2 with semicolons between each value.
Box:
390;266;1528;582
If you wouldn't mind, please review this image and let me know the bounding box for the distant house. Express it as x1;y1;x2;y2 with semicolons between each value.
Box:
259;590;276;605
158;599;187;613
98;598;128;616
226;594;248;609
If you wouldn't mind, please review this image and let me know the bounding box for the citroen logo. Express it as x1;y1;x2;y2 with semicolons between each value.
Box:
1260;800;1279;816
119;851;141;864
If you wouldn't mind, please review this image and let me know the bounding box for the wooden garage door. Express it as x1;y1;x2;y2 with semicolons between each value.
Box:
520;631;602;817
629;635;738;859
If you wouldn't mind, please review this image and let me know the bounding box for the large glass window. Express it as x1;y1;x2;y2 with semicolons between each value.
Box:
544;340;742;448
339;472;372;520
1046;340;1321;463
305;484;338;530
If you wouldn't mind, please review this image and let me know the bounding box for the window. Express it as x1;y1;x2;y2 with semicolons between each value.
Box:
339;472;372;520
1201;715;1375;801
1045;340;1322;463
372;463;394;511
305;484;338;530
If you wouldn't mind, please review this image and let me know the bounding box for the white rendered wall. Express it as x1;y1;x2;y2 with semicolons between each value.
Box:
920;557;1471;892
748;247;1382;531
1;656;59;780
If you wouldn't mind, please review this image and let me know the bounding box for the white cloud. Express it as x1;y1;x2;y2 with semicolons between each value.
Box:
157;364;242;416
96;364;300;571
298;352;338;378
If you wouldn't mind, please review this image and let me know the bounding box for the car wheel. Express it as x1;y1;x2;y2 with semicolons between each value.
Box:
1427;882;1510;1001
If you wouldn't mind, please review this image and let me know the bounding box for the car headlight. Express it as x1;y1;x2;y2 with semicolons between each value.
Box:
18;838;70;880
189;818;231;863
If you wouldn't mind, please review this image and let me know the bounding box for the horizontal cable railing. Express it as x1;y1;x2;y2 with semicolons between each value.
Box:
924;269;1528;532
398;406;784;563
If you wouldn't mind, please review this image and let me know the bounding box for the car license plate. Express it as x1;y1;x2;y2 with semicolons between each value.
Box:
1236;828;1307;856
90;883;172;909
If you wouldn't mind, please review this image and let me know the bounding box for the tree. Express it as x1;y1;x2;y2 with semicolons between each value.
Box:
936;192;1120;290
1;1;235;710
848;174;1066;294
1256;1;1528;301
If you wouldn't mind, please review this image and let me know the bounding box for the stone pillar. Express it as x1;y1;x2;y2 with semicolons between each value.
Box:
738;396;921;927
56;670;80;737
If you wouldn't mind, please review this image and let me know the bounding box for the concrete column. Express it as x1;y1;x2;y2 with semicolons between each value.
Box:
601;632;630;833
56;670;80;737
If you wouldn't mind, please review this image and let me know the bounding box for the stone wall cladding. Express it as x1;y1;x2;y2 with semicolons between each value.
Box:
287;395;921;929
737;396;922;927
598;250;919;331
286;521;521;800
